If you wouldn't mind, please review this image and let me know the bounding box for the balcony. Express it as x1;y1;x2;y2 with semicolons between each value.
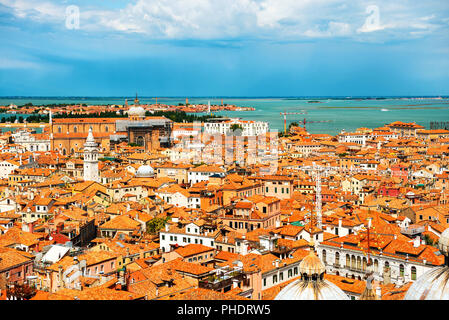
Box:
198;267;247;292
401;225;425;236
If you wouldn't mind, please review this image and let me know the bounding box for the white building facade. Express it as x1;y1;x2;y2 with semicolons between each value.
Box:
204;118;269;136
11;130;50;152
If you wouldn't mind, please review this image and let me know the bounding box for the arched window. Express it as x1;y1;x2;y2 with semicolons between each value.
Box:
335;252;340;266
136;136;144;146
399;264;405;277
322;250;327;264
63;148;66;155
374;259;379;273
58;126;62;133
351;255;356;269
105;126;109;132
357;256;361;271
384;261;390;273
74;126;77;133
346;254;350;268
362;257;367;271
411;266;417;280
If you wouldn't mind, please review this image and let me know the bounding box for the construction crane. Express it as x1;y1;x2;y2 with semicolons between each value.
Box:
301;118;332;132
280;111;307;134
302;162;401;231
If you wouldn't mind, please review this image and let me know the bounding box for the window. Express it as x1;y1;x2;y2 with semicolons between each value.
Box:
400;264;405;277
411;266;417;280
273;274;278;283
322;250;327;264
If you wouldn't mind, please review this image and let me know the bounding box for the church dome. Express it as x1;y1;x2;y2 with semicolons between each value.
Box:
275;248;349;300
127;106;146;117
136;165;154;177
404;228;449;300
299;250;326;276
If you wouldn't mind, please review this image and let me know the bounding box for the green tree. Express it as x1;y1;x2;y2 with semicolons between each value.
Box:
423;234;435;246
228;124;243;136
146;217;169;234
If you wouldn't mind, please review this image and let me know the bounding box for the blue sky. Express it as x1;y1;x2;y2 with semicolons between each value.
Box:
0;0;448;96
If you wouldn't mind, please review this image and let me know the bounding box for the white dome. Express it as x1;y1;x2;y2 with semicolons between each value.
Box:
127;106;146;117
404;228;449;300
275;277;350;300
404;267;449;300
275;249;349;300
136;165;154;177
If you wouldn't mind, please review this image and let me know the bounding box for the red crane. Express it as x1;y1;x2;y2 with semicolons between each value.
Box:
280;111;307;134
302;118;332;132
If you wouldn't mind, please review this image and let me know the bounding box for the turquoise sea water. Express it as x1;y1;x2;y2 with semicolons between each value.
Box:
1;97;448;135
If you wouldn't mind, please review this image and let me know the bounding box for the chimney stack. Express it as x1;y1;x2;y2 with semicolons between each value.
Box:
413;236;420;248
376;286;381;299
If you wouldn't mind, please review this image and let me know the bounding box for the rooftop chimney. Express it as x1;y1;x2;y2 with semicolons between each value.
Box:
413;236;420;248
376;286;382;299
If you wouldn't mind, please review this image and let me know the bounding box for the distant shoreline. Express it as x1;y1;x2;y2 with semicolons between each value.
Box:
0;96;448;100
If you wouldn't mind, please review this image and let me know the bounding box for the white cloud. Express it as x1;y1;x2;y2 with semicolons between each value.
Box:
0;0;448;41
0;0;65;22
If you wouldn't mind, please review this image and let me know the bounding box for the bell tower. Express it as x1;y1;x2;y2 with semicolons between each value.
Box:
83;127;99;182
